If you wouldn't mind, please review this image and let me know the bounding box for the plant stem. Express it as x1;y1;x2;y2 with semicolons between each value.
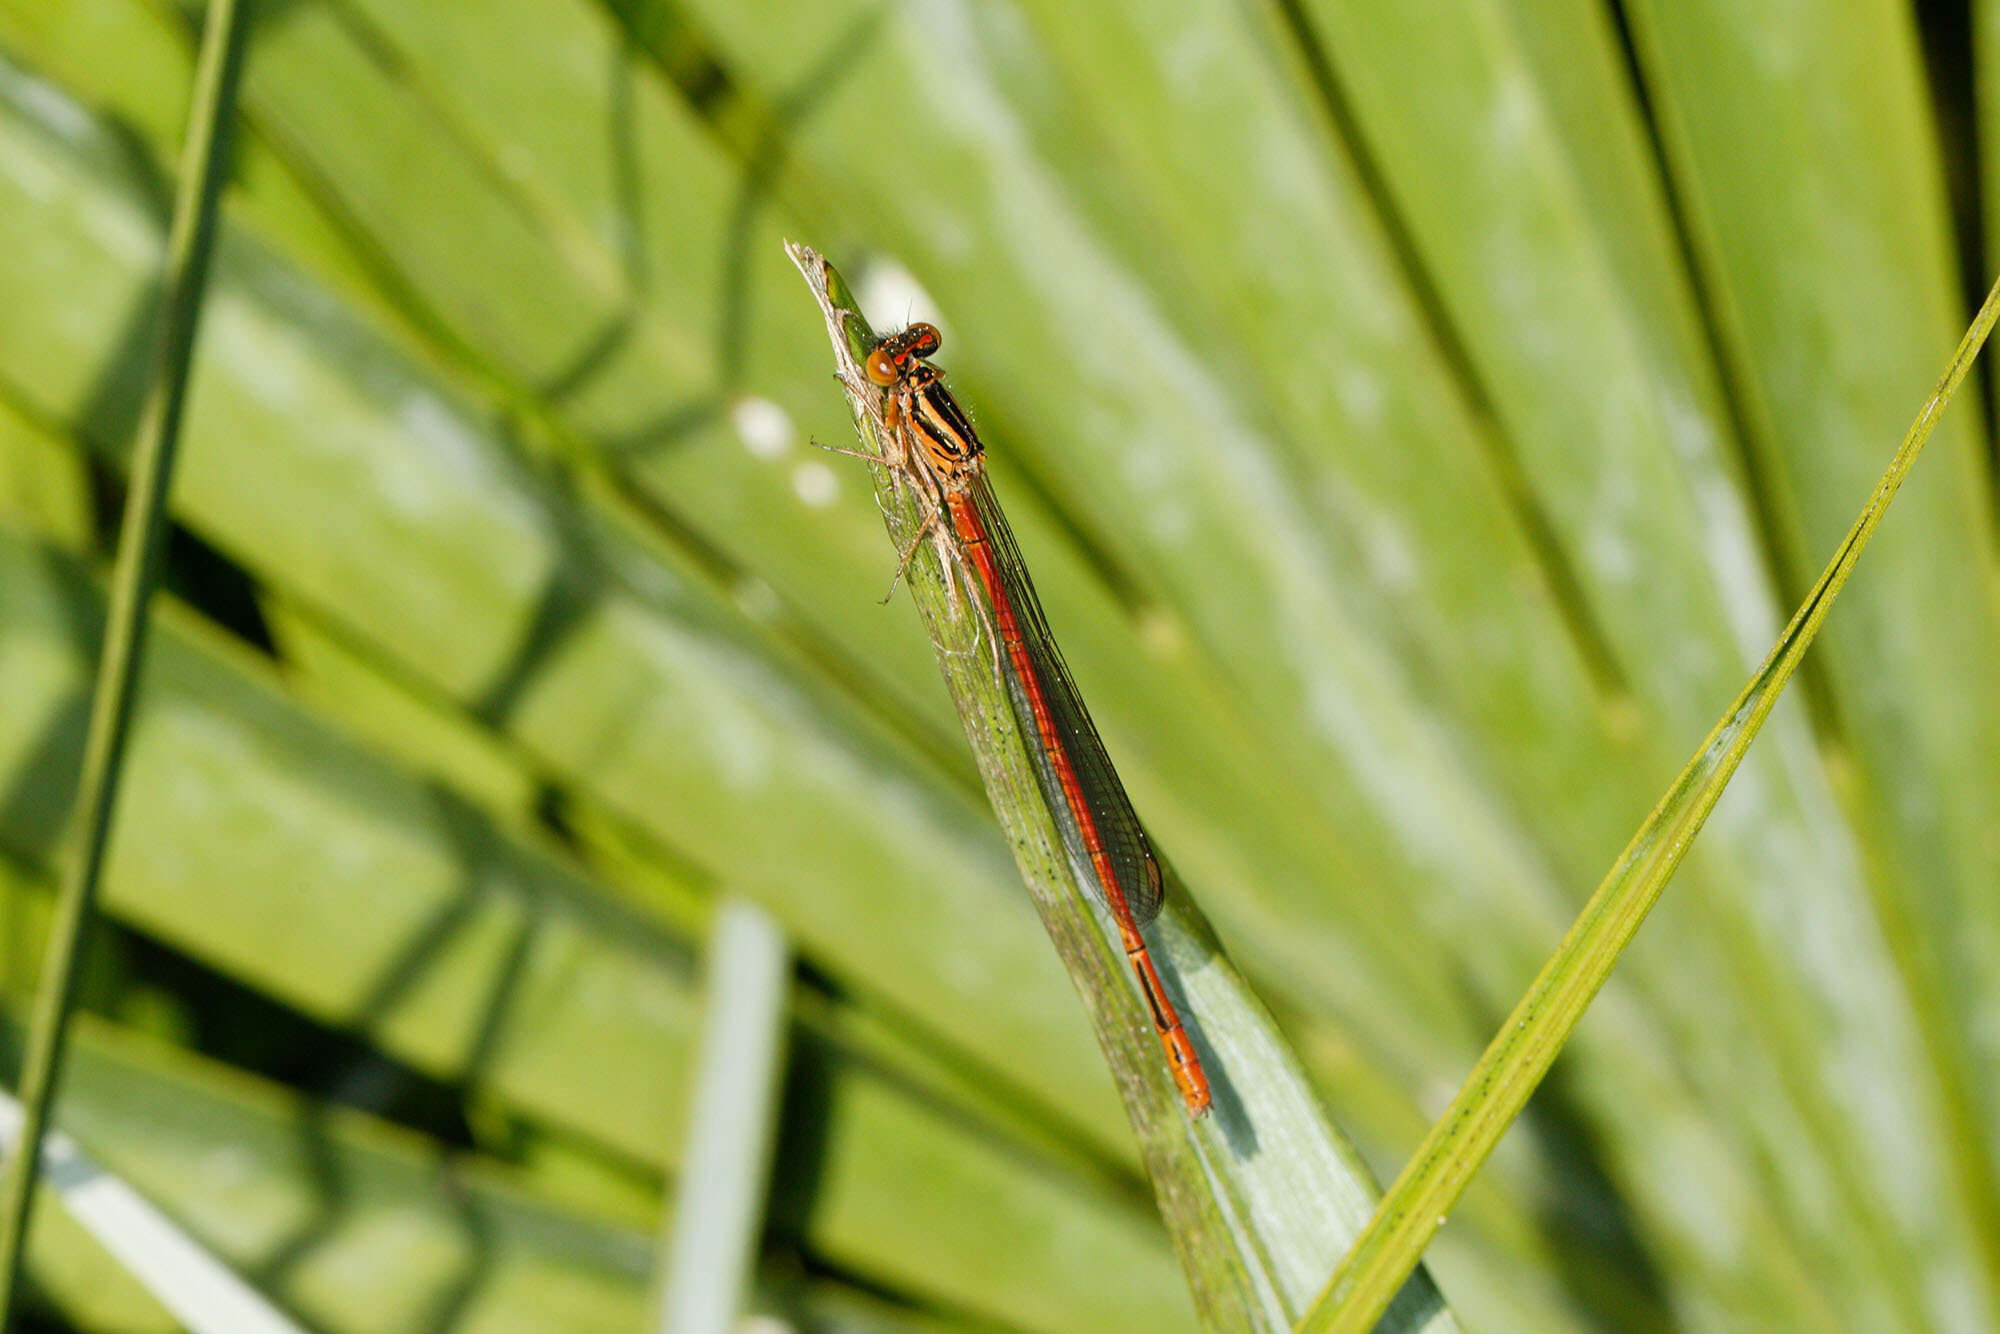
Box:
0;0;251;1321
655;898;790;1334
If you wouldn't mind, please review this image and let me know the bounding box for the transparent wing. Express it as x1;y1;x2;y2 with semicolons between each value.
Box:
954;474;1163;926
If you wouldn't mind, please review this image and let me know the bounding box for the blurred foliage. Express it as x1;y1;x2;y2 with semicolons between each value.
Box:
0;0;1993;1330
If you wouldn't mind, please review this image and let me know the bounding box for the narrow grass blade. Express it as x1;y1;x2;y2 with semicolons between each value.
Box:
657;898;790;1334
0;1089;302;1334
0;0;249;1320
790;242;1456;1333
1299;272;2000;1334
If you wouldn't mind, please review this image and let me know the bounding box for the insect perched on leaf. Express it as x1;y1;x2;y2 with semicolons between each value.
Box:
850;320;1211;1118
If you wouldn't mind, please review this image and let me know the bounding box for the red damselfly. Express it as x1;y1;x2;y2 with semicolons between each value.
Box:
860;322;1213;1118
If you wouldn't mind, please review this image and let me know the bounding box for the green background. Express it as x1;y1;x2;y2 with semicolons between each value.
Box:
2;0;2000;1329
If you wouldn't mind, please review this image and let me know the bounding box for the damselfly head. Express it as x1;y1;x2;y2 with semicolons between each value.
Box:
865;322;945;386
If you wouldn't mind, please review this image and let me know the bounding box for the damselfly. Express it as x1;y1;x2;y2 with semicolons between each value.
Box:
861;322;1212;1118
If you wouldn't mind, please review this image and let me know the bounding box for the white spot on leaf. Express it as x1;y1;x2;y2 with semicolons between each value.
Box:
731;396;793;459
791;461;838;507
853;256;944;335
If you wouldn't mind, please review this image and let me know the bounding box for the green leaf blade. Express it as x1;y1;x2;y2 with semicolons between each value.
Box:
792;241;1456;1333
1301;271;2000;1334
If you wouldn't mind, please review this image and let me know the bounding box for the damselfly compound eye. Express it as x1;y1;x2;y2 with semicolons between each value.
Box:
865;346;899;386
905;322;942;358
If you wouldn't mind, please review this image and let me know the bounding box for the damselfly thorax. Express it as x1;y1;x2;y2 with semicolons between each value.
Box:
891;363;982;481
